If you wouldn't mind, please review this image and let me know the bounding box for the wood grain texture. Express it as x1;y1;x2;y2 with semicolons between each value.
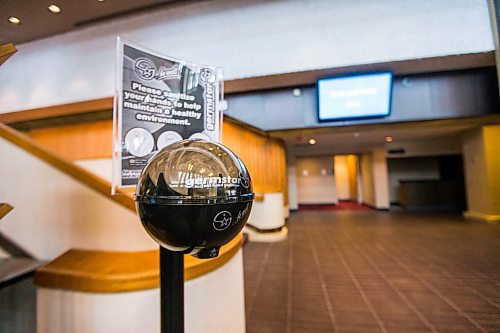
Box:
25;119;289;202
34;234;242;293
224;121;288;205
0;43;17;66
0;203;14;220
27;120;113;160
223;121;287;198
254;193;265;202
1;124;249;285
0;97;113;124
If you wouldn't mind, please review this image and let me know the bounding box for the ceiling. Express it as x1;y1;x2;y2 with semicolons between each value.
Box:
0;0;189;45
271;115;500;157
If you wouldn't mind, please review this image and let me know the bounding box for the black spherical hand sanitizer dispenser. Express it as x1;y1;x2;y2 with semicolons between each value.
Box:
134;139;254;333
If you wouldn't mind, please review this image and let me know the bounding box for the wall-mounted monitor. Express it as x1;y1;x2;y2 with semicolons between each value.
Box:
317;72;393;122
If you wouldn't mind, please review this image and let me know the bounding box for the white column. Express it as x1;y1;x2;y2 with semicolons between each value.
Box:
372;147;390;209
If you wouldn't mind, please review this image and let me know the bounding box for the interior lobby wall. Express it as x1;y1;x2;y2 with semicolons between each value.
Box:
0;136;156;260
296;156;337;205
463;128;489;216
483;125;500;216
386;137;462;158
26;118;287;199
463;125;500;221
222;121;287;199
372;147;390;209
346;155;358;200
0;0;494;113
360;153;375;207
334;155;351;200
226;69;499;131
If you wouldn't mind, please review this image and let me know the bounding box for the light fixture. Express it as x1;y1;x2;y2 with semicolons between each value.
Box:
8;16;21;25
385;136;393;143
292;88;301;97
48;5;61;13
353;132;360;138
309;138;316;145
97;0;106;2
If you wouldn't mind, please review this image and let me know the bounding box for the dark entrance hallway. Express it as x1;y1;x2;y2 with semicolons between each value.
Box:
243;211;500;333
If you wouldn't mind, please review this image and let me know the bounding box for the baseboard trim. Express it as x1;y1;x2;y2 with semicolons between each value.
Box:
243;225;288;243
245;223;286;234
298;203;337;207
361;202;389;211
463;211;500;223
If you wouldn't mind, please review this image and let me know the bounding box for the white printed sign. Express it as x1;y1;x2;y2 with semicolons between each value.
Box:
113;38;222;188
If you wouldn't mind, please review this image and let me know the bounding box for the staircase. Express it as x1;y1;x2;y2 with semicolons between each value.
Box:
0;203;43;286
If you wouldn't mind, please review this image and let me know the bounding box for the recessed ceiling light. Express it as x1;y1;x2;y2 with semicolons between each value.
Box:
48;5;61;13
8;16;21;25
385;136;393;143
97;0;106;2
309;138;316;145
353;132;360;138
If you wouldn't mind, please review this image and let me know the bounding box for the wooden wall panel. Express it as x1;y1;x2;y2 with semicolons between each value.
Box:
27;120;113;160
222;121;287;200
26;119;288;202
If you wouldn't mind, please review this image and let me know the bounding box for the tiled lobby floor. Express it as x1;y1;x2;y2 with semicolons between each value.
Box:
243;211;500;333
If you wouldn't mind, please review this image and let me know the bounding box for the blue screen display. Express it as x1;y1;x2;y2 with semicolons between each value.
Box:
318;72;393;121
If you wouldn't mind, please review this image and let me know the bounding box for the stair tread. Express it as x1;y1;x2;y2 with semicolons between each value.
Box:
0;257;44;284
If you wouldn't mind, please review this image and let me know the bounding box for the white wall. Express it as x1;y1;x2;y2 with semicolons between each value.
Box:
0;0;494;113
359;148;390;209
0;137;155;260
372;147;390;209
38;249;246;333
296;156;336;205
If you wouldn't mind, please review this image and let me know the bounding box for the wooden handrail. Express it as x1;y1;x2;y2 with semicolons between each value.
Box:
1;123;245;290
0;122;135;211
0;122;281;207
34;233;243;292
0;97;113;124
0;43;17;66
0;203;13;220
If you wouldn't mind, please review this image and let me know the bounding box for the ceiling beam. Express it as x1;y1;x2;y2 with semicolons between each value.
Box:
225;52;496;94
0;52;495;127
